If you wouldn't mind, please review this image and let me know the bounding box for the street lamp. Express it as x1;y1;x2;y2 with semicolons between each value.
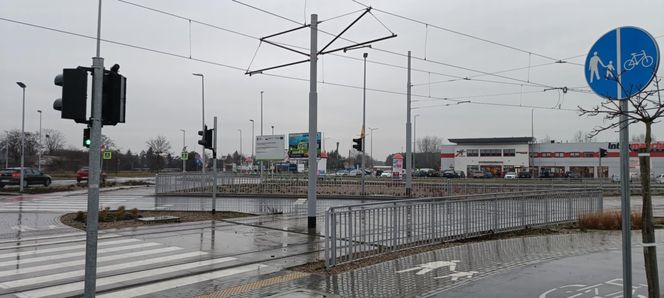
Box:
368;127;378;167
17;82;26;192
413;114;420;170
180;129;186;172
250;119;255;163
360;52;368;195
37;109;42;172
260;91;264;136
192;73;205;172
271;125;274;135
237;129;243;157
4;131;8;169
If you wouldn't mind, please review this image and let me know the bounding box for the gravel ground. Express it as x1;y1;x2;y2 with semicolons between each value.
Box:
60;210;254;230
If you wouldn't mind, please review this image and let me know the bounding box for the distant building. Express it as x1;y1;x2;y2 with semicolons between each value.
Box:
440;137;664;178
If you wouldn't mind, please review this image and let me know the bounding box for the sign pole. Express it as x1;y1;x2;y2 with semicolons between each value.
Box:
307;14;318;231
212;116;217;214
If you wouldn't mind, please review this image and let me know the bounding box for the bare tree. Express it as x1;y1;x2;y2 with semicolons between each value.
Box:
42;129;66;153
579;77;662;297
571;130;592;143
0;129;39;165
101;134;117;151
417;136;443;153
146;136;171;155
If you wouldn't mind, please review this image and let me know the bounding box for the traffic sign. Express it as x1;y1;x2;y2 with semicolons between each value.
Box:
585;26;660;100
102;151;112;160
181;152;188;160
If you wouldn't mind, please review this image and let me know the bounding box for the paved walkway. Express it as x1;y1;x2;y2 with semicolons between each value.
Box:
1;188;663;297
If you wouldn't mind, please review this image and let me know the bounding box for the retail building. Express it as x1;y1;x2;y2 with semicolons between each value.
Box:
440;137;664;178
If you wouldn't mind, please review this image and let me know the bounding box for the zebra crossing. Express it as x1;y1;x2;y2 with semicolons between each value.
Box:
0;194;153;213
0;231;267;298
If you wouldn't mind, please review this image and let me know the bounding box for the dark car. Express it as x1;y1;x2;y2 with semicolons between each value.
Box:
517;171;532;178
441;170;459;178
565;171;582;179
539;171;554;178
0;167;52;188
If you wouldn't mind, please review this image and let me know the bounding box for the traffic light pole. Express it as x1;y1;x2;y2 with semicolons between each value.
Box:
405;51;412;196
212;116;217;214
83;1;103;297
307;14;318;231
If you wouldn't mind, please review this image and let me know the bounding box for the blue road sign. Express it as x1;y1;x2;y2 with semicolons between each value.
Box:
585;27;660;100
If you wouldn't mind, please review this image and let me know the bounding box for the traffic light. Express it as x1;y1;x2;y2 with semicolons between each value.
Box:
102;64;126;126
198;126;214;149
352;137;363;152
53;68;88;123
83;128;91;148
599;148;608;157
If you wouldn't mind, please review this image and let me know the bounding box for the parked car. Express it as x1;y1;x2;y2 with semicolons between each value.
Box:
380;172;393;178
565;171;582;179
76;167;107;184
539;171;554;178
0;167;52;188
348;169;360;177
470;171;492;178
335;170;349;176
455;170;466;178
517;171;532;178
657;174;664;184
441;170;459;178
504;172;517;179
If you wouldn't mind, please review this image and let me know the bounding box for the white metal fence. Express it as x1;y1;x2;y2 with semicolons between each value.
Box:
324;188;602;267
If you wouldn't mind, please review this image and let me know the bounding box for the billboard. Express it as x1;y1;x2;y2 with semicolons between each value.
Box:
288;132;321;158
256;135;286;161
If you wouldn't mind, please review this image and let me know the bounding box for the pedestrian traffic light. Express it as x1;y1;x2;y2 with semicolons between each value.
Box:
83;128;91;148
352;137;363;152
198;126;214;150
102;64;127;126
599;148;608;157
53;68;88;123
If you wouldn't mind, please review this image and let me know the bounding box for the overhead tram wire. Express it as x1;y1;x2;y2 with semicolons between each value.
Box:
115;0;561;89
351;0;561;62
230;0;562;89
0;17;581;113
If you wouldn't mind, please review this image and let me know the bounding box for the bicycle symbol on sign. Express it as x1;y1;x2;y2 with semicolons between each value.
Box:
624;50;654;70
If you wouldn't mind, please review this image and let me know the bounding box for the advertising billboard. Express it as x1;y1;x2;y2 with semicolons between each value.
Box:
288;132;321;158
256;135;286;161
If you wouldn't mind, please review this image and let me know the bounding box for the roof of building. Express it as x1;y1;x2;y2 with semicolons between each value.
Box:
448;137;534;145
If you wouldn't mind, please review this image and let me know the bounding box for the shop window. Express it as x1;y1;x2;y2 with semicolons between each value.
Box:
570;152;581;158
480;149;502;157
554;152;564;158
542;152;552;158
467;149;479;157
583;152;594;157
503;149;516;157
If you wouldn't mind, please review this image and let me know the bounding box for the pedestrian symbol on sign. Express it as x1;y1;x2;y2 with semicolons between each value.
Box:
103;151;112;160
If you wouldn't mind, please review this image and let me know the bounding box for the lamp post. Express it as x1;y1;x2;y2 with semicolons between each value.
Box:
180;129;186;172
361;52;368;195
16;82;26;192
271;125;274;135
368;127;378;168
37;109;42;172
192;73;205;173
250;119;255;167
4;131;8;169
238;129;243;157
413;114;420;170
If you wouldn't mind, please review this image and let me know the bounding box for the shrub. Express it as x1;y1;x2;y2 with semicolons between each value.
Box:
116;206;126;220
578;210;642;230
130;208;139;219
74;211;86;222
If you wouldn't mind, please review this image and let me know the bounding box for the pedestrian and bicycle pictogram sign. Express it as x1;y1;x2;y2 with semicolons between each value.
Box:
181;152;188;160
585;26;660;100
102;151;112;160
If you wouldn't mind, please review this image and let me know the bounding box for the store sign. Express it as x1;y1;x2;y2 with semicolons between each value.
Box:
288;132;321;158
256;135;286;160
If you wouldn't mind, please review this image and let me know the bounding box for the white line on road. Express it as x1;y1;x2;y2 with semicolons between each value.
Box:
0;238;141;260
15;257;239;298
0;251;208;289
0;242;161;267
0;246;183;277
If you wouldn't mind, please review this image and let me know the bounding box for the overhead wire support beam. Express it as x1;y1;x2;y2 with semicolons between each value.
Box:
319;7;371;53
321;34;396;56
246;58;311;76
260;24;310;41
262;39;310;57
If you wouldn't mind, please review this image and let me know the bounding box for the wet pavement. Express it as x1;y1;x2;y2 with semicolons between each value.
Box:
0;187;663;297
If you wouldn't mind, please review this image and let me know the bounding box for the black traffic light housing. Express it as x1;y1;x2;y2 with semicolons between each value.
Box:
102;66;126;126
83;128;91;148
53;68;88;123
352;137;363;152
599;148;608;157
198;126;214;150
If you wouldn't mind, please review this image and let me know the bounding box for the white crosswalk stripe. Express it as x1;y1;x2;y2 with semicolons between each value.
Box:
0;238;141;259
0;242;161;267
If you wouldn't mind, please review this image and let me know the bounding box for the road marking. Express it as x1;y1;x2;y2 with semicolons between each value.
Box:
396;260;460;275
16;257;240;298
0;242;161;267
0;246;183;277
0;232;86;245
97;263;266;298
0;238;141;259
435;271;478;281
0;251;208;289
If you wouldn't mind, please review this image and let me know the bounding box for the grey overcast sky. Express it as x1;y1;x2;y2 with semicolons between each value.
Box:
1;0;663;160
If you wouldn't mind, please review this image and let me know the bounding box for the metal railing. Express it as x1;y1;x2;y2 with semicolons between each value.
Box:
324;188;602;267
